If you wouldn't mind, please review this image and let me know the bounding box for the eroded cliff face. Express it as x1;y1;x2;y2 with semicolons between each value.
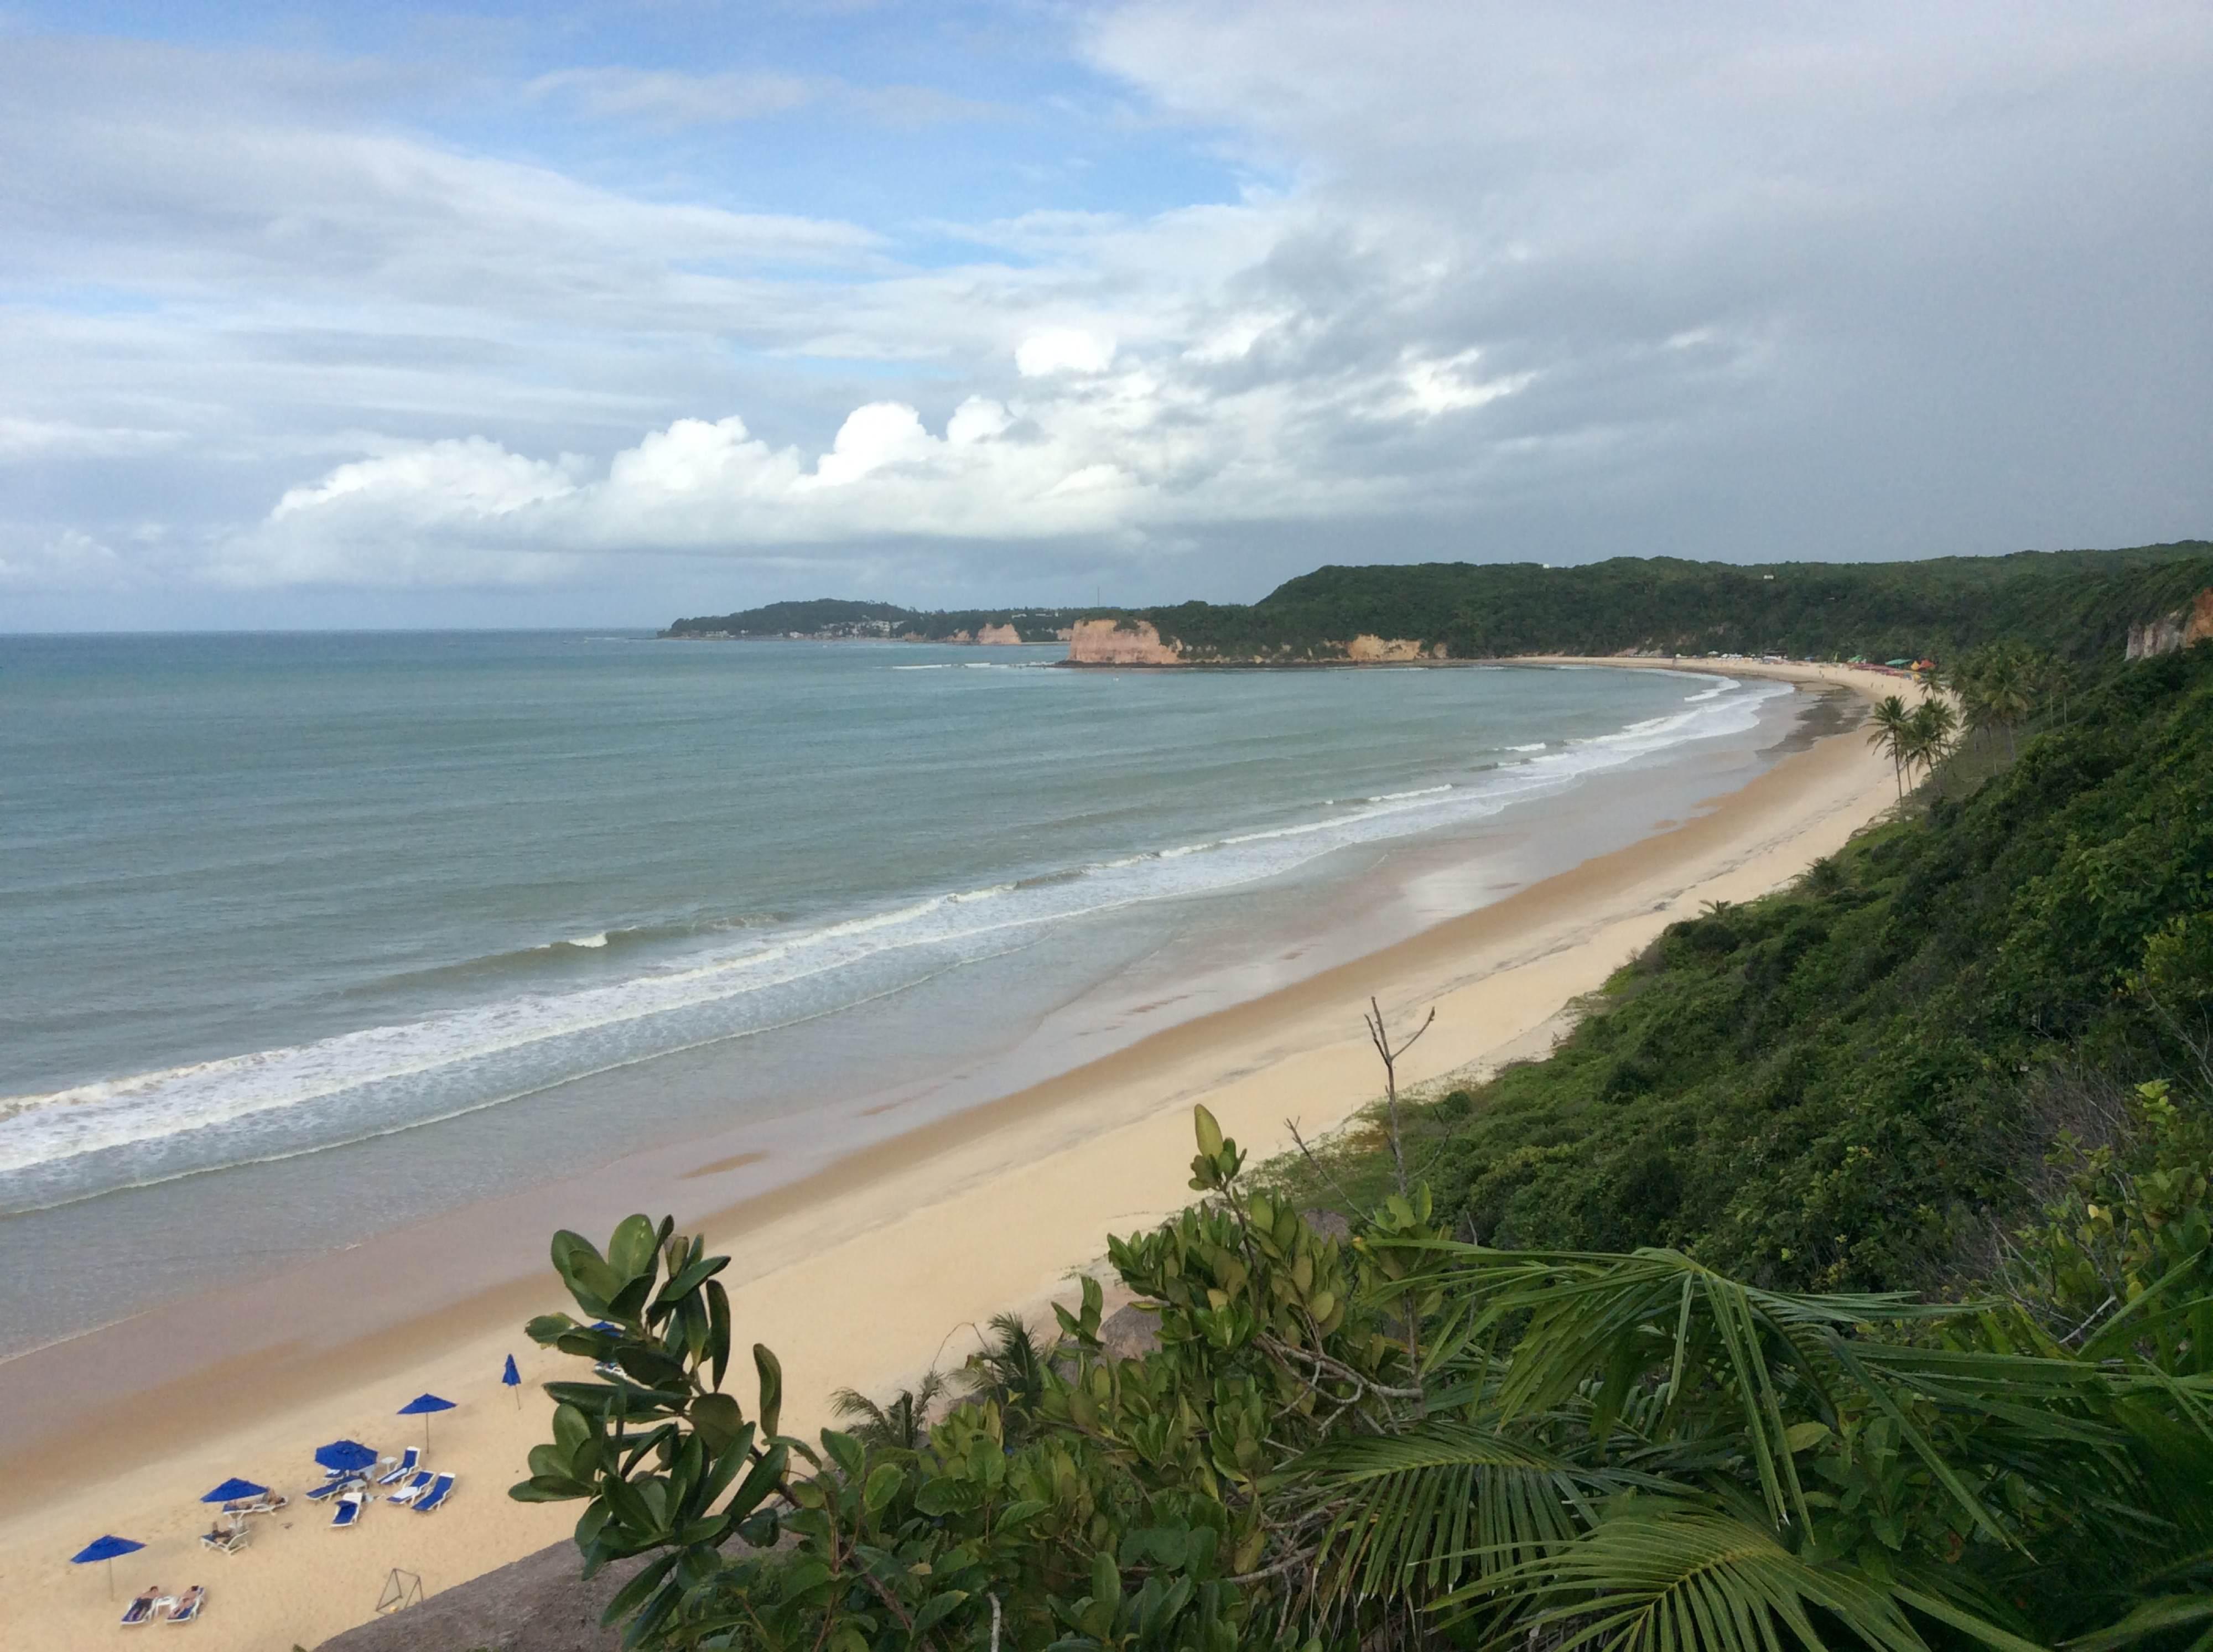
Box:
974;623;1023;645
1067;617;1183;664
1343;635;1431;662
2127;589;2213;659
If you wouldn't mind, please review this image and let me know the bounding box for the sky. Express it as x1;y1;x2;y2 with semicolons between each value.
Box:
1;2;2208;630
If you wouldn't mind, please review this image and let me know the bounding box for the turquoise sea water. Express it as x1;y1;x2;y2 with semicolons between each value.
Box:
0;632;1791;1353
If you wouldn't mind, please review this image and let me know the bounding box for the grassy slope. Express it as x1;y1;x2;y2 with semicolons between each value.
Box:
1281;644;2213;1293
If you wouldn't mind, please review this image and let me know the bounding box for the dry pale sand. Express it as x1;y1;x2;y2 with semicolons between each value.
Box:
0;660;1923;1650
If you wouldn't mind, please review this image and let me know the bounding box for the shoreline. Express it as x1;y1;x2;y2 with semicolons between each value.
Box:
0;659;1918;1651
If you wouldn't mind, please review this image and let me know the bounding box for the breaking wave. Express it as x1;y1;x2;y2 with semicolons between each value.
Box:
0;674;1788;1212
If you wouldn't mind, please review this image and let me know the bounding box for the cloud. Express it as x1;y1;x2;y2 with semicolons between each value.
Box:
527;65;1003;130
0;527;134;589
0;417;183;459
528;67;818;127
4;7;2210;619
1015;328;1118;377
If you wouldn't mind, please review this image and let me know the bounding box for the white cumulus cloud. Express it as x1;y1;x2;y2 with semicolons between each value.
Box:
1015;329;1118;377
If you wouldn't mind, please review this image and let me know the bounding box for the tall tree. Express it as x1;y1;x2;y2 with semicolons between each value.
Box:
1868;694;1913;797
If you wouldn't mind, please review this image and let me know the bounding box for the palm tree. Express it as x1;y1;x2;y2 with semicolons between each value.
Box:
1954;640;2042;759
830;1369;948;1451
1904;697;1959;789
2040;654;2077;727
1867;694;1913;797
956;1312;1051;1440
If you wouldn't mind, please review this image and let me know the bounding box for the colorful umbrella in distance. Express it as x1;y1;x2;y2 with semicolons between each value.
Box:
503;1353;521;1408
199;1477;267;1504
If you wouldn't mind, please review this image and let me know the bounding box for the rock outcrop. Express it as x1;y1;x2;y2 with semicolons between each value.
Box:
974;623;1023;645
1343;635;1428;662
1067;618;1182;664
2126;589;2213;660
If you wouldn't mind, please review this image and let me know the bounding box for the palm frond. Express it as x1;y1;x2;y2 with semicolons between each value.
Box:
1302;1421;1657;1602
1457;1509;1929;1652
829;1370;948;1450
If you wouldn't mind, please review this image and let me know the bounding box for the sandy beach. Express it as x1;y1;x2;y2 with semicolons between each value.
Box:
0;659;1923;1650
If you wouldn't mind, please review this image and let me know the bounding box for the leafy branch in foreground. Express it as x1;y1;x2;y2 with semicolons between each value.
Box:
518;1080;2213;1652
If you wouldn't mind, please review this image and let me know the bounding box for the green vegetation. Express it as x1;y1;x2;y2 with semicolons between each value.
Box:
663;600;1113;643
1283;645;2213;1296
1137;542;2213;662
663;544;2212;664
513;642;2213;1652
515;1089;2213;1652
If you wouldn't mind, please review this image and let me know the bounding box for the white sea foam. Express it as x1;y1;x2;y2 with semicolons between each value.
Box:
1505;742;1547;753
0;673;1788;1200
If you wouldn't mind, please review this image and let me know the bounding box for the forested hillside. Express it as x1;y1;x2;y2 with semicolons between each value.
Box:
663;599;1108;642
1142;541;2213;662
1289;642;2213;1292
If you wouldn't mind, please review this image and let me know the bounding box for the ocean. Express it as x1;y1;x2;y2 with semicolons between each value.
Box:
0;632;1796;1355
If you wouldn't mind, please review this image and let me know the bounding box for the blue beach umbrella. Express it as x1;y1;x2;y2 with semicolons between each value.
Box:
314;1439;378;1477
200;1477;267;1504
502;1354;521;1409
71;1534;144;1597
396;1391;456;1454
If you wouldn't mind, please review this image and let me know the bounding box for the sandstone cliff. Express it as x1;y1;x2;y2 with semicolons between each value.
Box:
974;622;1023;645
2126;589;2213;660
1343;635;1432;662
1067;617;1183;664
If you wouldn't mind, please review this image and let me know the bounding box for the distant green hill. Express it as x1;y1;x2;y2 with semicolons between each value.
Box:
663;599;1113;643
667;542;2212;662
1138;541;2213;663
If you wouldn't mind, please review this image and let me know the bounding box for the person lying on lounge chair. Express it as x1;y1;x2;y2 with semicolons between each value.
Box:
169;1585;206;1624
121;1587;163;1627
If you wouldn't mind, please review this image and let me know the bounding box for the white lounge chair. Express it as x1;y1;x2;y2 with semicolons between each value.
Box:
329;1494;366;1530
375;1447;422;1486
412;1473;456;1514
121;1588;162;1628
168;1586;206;1624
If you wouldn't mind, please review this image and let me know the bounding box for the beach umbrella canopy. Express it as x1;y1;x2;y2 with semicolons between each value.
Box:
314;1439;378;1476
397;1391;456;1453
71;1535;144;1597
200;1477;267;1504
502;1354;521;1408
